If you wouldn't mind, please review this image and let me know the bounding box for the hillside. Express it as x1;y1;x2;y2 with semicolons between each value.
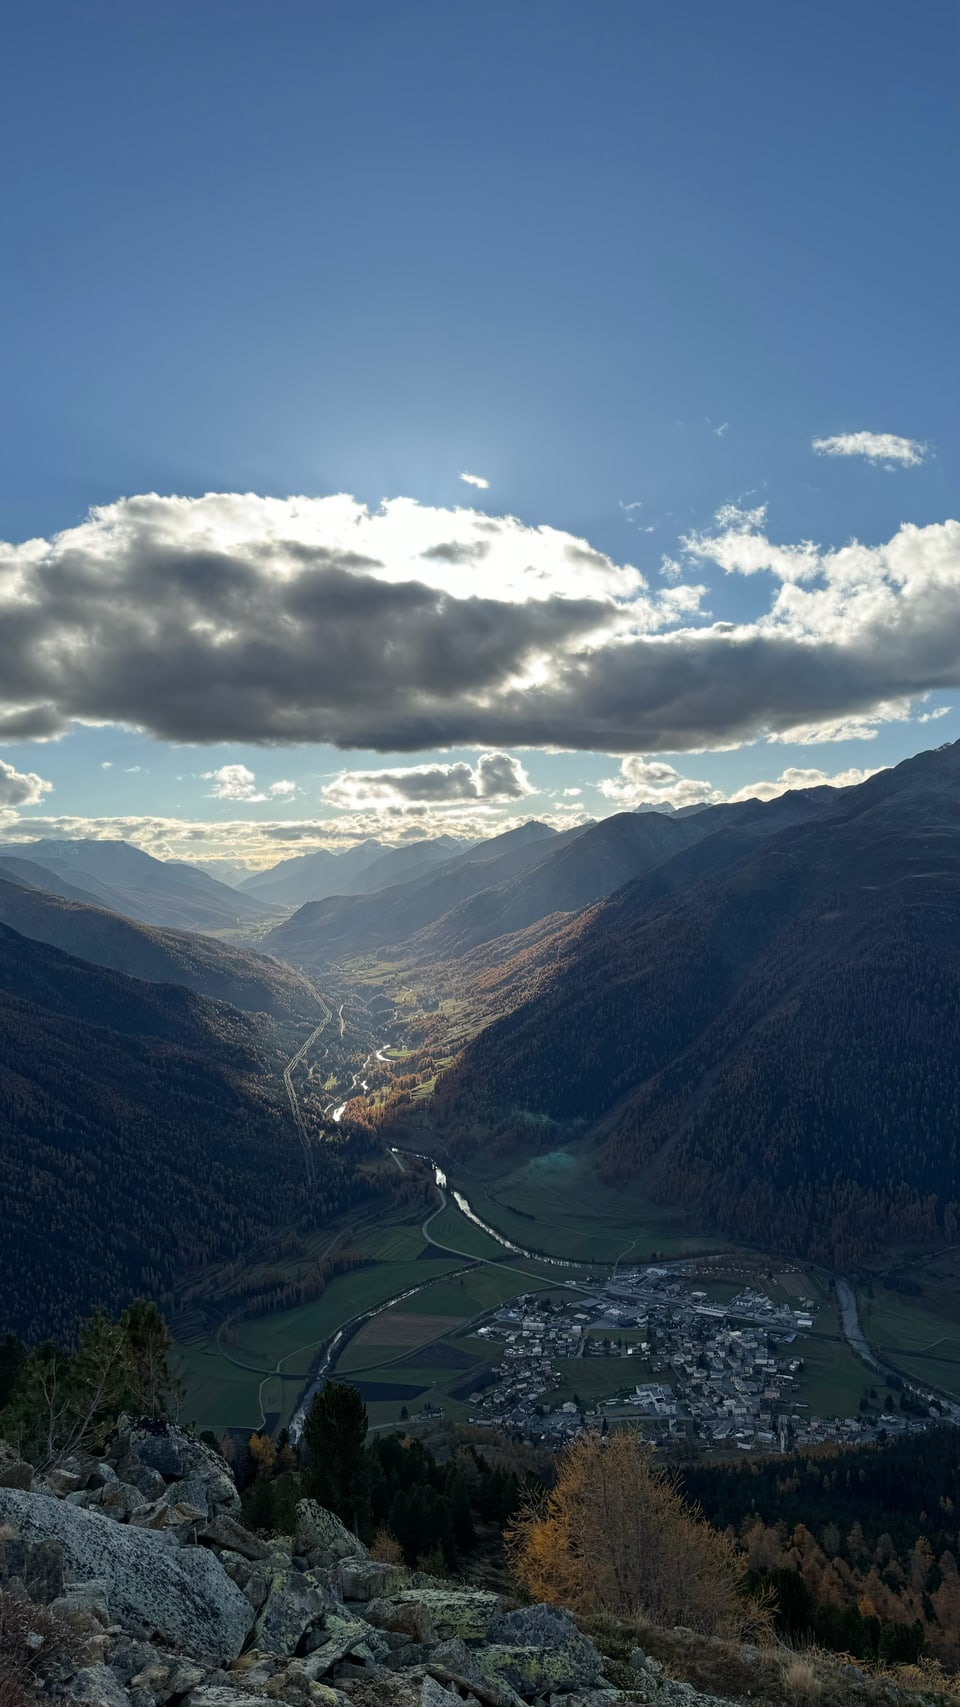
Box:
264;820;568;966
0;838;280;931
0;924;351;1342
407;810;709;962
0;873;322;1018
438;742;960;1264
239;837;387;905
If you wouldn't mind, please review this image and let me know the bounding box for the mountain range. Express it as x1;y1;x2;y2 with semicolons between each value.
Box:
438;740;960;1265
238;833;472;907
0;839;281;931
0;871;321;1019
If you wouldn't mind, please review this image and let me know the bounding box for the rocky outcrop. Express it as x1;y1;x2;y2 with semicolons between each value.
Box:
0;1486;254;1663
0;1421;757;1707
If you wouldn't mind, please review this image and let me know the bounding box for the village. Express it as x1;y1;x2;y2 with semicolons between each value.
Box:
464;1265;960;1453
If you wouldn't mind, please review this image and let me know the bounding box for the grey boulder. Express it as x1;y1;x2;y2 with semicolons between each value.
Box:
293;1501;366;1569
0;1487;253;1663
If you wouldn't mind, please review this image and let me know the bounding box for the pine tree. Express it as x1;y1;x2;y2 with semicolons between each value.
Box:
301;1380;370;1532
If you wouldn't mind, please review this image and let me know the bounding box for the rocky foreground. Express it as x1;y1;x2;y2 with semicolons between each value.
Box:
0;1423;739;1707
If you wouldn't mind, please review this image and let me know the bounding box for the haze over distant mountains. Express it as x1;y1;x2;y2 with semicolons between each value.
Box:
0;838;281;932
0;870;321;1019
238;833;473;907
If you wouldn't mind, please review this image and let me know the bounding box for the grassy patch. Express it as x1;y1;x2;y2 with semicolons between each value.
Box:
796;1329;875;1417
860;1283;960;1399
442;1145;742;1265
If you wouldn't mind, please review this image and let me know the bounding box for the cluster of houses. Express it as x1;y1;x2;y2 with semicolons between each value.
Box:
462;1266;959;1452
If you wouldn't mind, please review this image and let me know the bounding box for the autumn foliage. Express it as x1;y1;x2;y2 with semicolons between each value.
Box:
507;1430;766;1639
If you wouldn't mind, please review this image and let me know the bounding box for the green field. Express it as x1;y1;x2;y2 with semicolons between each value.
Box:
425;1203;509;1260
860;1281;960;1400
438;1145;743;1266
174;1206;470;1433
174;1181;585;1435
797;1329;875;1417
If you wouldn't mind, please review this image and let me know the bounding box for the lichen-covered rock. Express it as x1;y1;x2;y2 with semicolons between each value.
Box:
186;1689;274;1707
122;1427;240;1517
299;1614;381;1674
200;1515;270;1561
70;1663;136;1707
419;1679;462;1707
252;1565;334;1658
474;1605;603;1698
51;1580;111;1628
0;1487;253;1663
336;1559;408;1602
0;1441;32;1490
363;1598;437;1645
388;1588;502;1641
293;1502;366;1569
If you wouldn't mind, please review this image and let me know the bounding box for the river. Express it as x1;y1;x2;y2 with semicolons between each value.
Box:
835;1277;879;1368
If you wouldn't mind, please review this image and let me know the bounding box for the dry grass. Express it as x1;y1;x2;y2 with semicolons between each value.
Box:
0;1590;83;1690
579;1610;960;1707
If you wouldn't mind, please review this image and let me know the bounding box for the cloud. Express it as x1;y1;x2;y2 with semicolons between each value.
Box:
714;422;729;437
812;431;928;468
204;763;297;802
0;759;52;810
1;490;960;757
918;705;951;723
459;472;490;489
0;806;564;867
322;751;532;810
598;754;879;810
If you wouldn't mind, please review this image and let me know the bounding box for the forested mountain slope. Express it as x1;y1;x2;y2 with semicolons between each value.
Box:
406;810;708;963
0;874;321;1018
0;924;353;1342
439;742;960;1263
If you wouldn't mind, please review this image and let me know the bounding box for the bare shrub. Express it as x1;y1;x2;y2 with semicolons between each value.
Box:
782;1655;823;1700
0;1589;82;1686
369;1527;405;1565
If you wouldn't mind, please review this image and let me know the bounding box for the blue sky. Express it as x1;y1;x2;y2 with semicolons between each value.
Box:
0;1;957;864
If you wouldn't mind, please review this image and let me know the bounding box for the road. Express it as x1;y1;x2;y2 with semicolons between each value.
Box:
281;994;332;1184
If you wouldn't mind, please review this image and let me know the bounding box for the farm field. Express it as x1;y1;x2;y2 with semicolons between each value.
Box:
424;1202;509;1261
436;1144;744;1266
174;1204;470;1433
860;1277;960;1401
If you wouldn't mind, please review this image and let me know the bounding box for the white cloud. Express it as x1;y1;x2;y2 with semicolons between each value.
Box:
598;754;880;811
714;421;729;437
100;760;112;769
918;705;951;723
598;755;718;810
2;489;960;756
459;471;490;489
812;431;928;468
0;759;52;810
764;700;912;744
729;765;879;801
563;786;582;797
0;806;569;867
203;763;297;803
322;751;532;811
